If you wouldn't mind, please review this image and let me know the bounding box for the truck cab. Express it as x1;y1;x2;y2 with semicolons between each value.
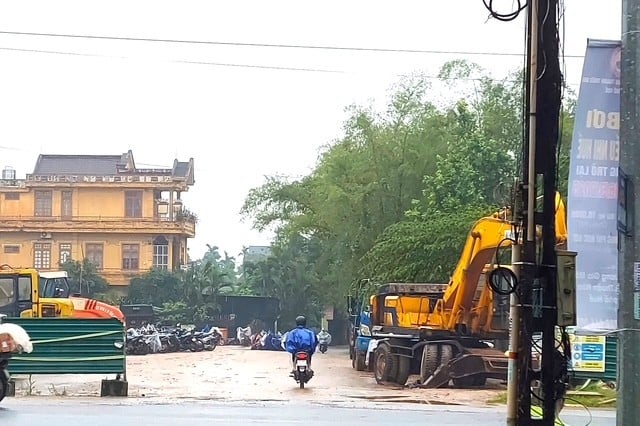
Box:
347;293;374;371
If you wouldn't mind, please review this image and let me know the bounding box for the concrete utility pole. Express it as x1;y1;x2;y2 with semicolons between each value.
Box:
618;1;640;424
515;0;562;424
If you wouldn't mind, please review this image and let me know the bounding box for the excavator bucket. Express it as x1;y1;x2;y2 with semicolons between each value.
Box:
420;346;508;388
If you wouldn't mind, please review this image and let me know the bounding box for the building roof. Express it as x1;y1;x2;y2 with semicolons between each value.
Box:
33;153;131;175
30;150;195;184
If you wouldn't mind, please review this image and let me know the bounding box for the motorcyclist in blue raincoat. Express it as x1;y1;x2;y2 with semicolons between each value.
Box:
285;315;318;374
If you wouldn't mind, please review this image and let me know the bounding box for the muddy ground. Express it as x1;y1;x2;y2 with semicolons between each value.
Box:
9;346;505;407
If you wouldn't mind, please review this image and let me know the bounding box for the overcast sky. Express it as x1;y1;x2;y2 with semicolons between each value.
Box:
0;1;621;261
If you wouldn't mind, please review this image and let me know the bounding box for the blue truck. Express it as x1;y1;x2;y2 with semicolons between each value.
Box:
347;290;373;372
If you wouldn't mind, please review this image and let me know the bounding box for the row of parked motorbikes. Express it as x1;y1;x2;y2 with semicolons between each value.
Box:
125;324;223;355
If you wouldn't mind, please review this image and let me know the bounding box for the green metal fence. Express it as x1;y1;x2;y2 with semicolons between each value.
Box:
2;317;126;375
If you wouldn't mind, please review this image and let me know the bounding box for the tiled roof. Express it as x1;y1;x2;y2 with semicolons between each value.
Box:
30;150;195;184
33;151;133;175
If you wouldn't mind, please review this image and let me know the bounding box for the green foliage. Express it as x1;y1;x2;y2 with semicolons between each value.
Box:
127;268;183;307
60;259;109;297
125;245;250;324
361;206;491;284
239;59;576;324
242;235;323;327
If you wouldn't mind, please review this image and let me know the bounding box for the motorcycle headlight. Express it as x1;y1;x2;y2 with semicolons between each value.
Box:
359;324;371;336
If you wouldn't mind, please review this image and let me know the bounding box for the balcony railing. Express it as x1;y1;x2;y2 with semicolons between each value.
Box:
0;215;196;236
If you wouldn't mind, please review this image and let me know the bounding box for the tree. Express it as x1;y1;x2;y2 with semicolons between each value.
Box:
125;244;252;324
240;59;577;323
60;259;109;297
127;268;183;307
242;235;324;327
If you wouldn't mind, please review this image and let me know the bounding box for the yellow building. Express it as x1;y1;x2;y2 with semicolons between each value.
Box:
0;150;195;288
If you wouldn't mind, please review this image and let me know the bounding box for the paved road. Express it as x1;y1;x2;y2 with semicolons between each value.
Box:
0;400;615;425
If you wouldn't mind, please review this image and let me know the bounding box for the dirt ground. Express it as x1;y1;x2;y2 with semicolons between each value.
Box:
8;346;505;407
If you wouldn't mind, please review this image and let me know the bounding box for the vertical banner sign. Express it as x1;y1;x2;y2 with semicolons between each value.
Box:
567;39;621;331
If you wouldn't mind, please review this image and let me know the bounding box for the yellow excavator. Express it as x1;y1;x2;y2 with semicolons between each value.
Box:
368;192;573;388
0;265;74;318
0;265;125;322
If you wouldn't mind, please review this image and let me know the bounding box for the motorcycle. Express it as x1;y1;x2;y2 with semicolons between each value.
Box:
177;329;203;352
293;351;313;389
125;334;150;355
0;354;9;402
194;329;220;352
317;331;332;354
0;319;33;403
158;332;181;353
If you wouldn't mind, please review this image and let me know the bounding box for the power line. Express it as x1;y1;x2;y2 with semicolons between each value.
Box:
0;29;586;58
175;59;341;74
0;46;343;73
0;46;126;59
0;45;581;85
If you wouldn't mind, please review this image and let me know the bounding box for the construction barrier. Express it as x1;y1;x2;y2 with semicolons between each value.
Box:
2;317;125;376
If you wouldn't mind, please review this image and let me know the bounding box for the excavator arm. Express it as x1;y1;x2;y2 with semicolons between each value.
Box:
440;192;567;331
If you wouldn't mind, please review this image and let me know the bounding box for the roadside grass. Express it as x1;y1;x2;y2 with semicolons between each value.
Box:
565;381;616;408
487;392;507;404
486;381;616;408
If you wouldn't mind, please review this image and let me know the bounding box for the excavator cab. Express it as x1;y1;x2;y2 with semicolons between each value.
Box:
39;271;72;298
0;265;73;318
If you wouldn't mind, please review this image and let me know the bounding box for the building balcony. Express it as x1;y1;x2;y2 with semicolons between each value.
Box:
0;215;196;237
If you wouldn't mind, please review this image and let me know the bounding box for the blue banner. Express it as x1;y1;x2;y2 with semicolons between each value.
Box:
567;39;621;331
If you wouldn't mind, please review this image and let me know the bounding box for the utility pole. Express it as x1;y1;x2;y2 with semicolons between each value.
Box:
618;1;640;424
515;0;563;424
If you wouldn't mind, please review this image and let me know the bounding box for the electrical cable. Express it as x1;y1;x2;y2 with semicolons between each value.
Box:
2;44;587;87
482;0;528;22
487;237;519;295
561;396;593;426
0;29;586;58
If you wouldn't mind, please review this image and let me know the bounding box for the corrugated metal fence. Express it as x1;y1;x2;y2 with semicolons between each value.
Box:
2;317;125;375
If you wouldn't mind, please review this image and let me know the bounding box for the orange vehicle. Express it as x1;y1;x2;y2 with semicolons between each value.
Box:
38;271;125;322
369;192;573;388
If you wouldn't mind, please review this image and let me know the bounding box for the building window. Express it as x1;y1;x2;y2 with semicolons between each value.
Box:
59;243;72;265
34;243;52;269
3;245;20;254
125;190;143;218
153;236;169;270
122;244;139;270
86;243;104;270
61;190;73;219
4;193;19;201
34;190;53;216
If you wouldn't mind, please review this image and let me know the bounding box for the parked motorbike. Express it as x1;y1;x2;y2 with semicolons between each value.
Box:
177;329;204;352
194;329;219;351
293;351;313;389
158;332;181;353
125;334;150;355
